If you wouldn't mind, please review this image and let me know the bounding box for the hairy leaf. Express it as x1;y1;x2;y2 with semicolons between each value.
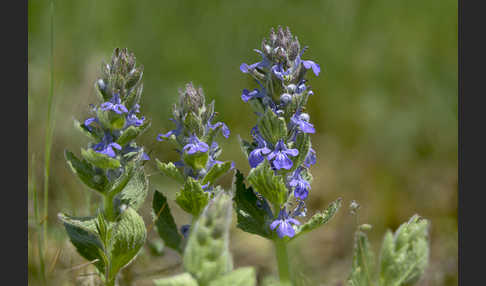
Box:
257;109;288;145
156;159;185;184
153;273;199;286
291;198;342;240
378;215;429;286
247;160;287;206
183;151;209;171
348;226;376;286
183;193;233;285
153;190;183;253
289;133;310;173
114;165;148;211
81;148;121;169
106;207;147;283
233;170;273;238
201;161;232;186
58;214;106;273
116;120;150;146
208;267;256;286
176;177;210;217
65;150;109;193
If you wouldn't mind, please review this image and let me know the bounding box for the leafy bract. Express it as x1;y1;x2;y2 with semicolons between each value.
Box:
247;160;287;206
291;198;342;240
233;170;273;238
176;177;210;217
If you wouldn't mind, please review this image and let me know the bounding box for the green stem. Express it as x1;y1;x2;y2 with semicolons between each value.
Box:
274;238;292;284
103;193;116;221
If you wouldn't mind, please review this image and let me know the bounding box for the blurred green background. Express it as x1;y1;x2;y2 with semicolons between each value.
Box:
28;0;457;285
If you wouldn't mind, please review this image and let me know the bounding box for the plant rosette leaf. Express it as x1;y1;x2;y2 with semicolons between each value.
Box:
153;273;199;286
378;215;429;286
183;192;233;285
348;226;376;286
208;267;256;286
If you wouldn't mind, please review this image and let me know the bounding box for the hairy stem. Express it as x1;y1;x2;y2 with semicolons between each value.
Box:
274;238;292;284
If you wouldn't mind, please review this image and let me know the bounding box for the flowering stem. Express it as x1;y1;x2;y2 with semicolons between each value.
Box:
103;193;116;221
274;238;292;284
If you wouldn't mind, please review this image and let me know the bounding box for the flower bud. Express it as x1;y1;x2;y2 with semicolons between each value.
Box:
299;112;310;122
280;93;292;104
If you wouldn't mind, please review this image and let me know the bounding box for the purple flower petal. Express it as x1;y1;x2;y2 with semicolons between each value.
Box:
302;60;320;76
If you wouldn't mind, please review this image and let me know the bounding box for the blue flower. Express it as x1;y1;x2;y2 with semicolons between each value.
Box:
267;140;299;170
157;119;182;141
291;111;315;134
100;93;128;114
302;60;320;76
125;104;144;127
304;148;316;168
180;224;191;239
270;208;301;238
93;133;122;158
289;168;310;200
208;121;230;138
183;134;209;154
240;49;271;73
241;88;263;102
84;117;98;131
248;127;271;168
271;64;291;81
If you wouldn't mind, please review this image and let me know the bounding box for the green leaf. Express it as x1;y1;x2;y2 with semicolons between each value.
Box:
247;160;287;206
201;161;232;186
183;151;209;171
209;267;256;286
58;213;106;274
65;150;109;193
348;226;376;286
378;215;430;286
156;159;184;184
153;273;199;286
114;165;148;211
116;120;151;146
106;207;147;283
248;98;266;116
233;170;273;239
183;193;233;285
176;177;210;217
153;191;183;253
97;107;126;131
288;133;310;173
291;198;342;241
257;109;287;145
81;148;121;169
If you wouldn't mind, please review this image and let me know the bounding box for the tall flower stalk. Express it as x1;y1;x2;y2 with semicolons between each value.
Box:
152;83;233;254
234;26;342;284
58;48;150;286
